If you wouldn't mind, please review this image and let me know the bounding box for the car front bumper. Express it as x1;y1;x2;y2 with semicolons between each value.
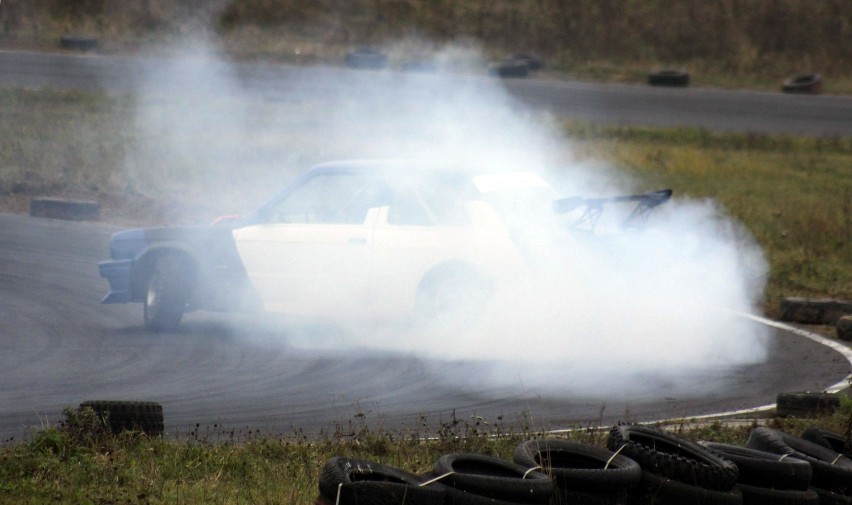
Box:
98;259;133;303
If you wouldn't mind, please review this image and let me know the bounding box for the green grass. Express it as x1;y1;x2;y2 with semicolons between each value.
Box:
2;405;852;504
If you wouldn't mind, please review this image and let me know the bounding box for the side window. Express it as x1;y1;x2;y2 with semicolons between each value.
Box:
387;177;471;227
268;173;388;225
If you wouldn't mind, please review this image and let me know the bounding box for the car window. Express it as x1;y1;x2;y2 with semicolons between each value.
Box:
387;177;471;227
268;173;389;225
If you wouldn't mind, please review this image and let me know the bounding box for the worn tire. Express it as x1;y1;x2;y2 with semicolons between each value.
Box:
143;255;190;332
414;267;490;328
345;48;388;70
801;427;849;454
736;483;818;505
318;457;444;505
513;439;641;494
777;391;841;417
812;486;852;505
782;74;822;94
59;35;99;51
431;453;553;503
746;427;852;494
489;60;529;78
632;471;742;505
607;424;738;491
78;400;164;436
698;441;812;491
30;198;100;221
647;69;690;87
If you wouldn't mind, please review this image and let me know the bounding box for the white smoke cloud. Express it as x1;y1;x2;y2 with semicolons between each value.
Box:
123;35;769;398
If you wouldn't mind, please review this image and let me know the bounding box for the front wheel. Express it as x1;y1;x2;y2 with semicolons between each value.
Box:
143;256;190;332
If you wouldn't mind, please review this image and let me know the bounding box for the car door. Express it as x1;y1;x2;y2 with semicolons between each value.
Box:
232;171;387;319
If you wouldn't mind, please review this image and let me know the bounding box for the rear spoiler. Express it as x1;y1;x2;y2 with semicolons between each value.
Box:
552;189;672;231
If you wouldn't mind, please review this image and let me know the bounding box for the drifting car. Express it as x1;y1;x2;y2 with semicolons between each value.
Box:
99;160;671;331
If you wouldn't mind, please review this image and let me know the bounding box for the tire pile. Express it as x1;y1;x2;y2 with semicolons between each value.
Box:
317;423;852;504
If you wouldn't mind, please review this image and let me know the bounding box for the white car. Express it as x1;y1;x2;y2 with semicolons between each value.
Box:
99;160;670;331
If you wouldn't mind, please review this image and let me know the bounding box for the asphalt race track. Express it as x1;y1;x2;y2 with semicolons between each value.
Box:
1;213;849;441
1;49;851;136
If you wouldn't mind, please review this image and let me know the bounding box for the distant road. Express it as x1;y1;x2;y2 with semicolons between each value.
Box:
1;49;850;136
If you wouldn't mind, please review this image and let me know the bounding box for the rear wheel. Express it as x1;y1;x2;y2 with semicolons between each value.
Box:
143;255;190;332
414;269;490;328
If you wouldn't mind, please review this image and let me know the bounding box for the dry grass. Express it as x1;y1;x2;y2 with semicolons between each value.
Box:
1;0;850;92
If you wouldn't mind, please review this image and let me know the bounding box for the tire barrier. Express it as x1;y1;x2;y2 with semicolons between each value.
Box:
513;439;641;504
344;48;388;70
430;453;554;504
737;482;819;504
30;198;100;221
508;53;543;71
776;391;841;418
779;297;852;325
801;427;850;456
318;457;444;505
747;427;852;495
633;470;743;505
607;423;738;492
647;69;690;87
697;442;812;491
78;400;164;436
59;35;99;51
489;60;530;79
782;73;823;94
838;316;852;341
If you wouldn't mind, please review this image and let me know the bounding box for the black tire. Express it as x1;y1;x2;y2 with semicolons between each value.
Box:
78;400;164;436
30;198;101;221
318;457;444;505
697;441;812;491
414;267;490;327
776;391;841;417
508;53;543;71
489;60;529;78
782;73;822;94
607;424;738;492
345;48;388;70
59;35;99;51
431;453;553;504
812;486;852;505
143;255;190;332
746;428;852;494
801;427;849;454
647;69;690;87
736;483;818;505
632;471;743;505
513;439;641;494
558;489;628;505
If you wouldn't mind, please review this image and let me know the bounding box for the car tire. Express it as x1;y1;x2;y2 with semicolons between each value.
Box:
318;457;444;505
143;255;190;332
801;427;849;454
512;439;641;494
746;427;852;493
647;69;690;87
736;483;818;505
782;73;822;94
632;470;743;505
697;441;812;491
489;60;530;78
78;400;164;436
430;453;553;504
414;268;490;328
607;424;738;492
776;391;841;417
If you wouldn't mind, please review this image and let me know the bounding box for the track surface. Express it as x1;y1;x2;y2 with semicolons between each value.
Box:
1;49;851;136
1;213;849;441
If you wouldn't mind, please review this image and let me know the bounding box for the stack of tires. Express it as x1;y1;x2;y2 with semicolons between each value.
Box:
746;427;852;504
316;425;852;504
607;423;742;504
316;453;553;505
